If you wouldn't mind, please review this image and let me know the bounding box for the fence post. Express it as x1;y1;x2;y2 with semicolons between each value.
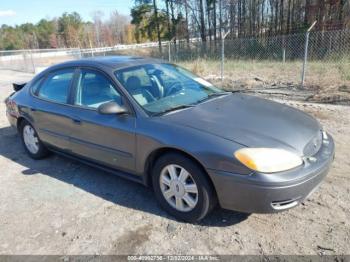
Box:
168;37;175;62
89;38;94;57
301;32;310;87
29;50;35;73
221;37;224;81
221;31;230;82
301;21;317;88
282;48;286;63
168;41;171;62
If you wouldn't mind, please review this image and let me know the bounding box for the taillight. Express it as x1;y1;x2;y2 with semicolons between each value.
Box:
6;99;19;117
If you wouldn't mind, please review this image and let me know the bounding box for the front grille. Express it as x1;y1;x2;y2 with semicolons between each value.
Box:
303;131;323;157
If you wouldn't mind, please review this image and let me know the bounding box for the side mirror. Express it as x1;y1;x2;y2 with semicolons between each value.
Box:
98;101;128;115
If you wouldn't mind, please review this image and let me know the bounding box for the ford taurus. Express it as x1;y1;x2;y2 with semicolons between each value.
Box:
5;56;335;222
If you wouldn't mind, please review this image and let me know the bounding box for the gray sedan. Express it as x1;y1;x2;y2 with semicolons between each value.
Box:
5;56;335;222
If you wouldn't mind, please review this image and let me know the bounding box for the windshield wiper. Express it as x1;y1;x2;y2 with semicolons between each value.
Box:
153;92;229;116
207;91;231;97
153;104;195;116
193;91;230;105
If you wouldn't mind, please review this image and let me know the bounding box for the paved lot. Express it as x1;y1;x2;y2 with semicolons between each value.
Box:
0;69;349;255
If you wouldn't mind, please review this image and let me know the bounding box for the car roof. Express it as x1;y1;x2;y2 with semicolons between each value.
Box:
54;56;165;70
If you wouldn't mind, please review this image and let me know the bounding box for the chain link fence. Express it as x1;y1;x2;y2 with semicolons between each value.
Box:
168;29;349;88
0;43;169;73
305;30;350;96
0;48;83;73
1;29;349;103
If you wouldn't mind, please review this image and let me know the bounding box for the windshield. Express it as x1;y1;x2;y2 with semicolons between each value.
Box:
114;63;224;115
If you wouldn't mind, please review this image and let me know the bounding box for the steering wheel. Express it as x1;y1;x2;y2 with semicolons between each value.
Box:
165;82;184;96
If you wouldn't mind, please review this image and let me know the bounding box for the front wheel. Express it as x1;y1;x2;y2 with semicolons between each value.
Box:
152;153;217;222
20;120;49;159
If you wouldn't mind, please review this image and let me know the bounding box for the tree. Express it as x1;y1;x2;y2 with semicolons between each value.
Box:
131;0;168;44
153;0;162;52
108;11;130;44
131;4;153;42
58;12;83;47
36;19;56;48
1;1;350;51
91;11;104;47
199;0;206;42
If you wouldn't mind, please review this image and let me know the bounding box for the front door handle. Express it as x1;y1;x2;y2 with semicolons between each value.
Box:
71;117;81;124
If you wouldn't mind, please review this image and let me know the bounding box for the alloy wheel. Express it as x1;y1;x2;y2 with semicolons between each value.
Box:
159;164;199;212
23;125;39;154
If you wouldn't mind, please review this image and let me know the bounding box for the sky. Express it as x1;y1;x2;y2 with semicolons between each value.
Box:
0;0;134;26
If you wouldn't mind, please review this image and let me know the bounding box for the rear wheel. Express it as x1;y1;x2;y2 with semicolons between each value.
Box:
20;120;49;159
152;153;216;222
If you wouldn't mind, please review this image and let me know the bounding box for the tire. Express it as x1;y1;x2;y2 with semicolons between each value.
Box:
19;120;49;159
152;153;217;222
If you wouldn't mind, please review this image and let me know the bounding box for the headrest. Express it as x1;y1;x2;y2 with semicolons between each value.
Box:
125;76;141;91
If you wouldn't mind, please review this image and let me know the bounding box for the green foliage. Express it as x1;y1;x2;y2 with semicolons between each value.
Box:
57;12;84;47
131;4;153;42
0;25;26;50
0;12;86;50
58;12;82;33
0;9;137;50
131;2;168;43
36;19;56;48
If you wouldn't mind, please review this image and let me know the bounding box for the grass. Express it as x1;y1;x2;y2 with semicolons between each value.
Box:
177;59;350;90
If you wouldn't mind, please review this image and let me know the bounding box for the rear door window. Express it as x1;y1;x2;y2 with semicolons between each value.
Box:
38;69;74;103
31;77;44;94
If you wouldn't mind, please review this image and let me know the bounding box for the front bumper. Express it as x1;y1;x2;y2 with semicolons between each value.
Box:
207;133;335;213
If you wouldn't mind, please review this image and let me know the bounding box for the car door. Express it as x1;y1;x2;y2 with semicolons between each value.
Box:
69;68;136;173
33;68;77;151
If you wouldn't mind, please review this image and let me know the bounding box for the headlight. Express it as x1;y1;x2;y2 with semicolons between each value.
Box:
234;148;303;173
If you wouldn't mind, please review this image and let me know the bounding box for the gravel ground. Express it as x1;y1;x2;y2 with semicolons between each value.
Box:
0;69;349;255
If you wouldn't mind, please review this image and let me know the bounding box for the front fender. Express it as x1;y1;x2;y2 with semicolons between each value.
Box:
135;117;251;176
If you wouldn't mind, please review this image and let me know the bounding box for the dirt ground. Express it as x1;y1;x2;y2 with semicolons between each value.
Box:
0;69;349;255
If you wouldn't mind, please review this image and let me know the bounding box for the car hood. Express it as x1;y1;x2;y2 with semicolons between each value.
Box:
162;94;321;156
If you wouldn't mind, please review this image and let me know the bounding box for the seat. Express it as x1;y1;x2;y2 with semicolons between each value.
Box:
150;70;165;98
81;75;120;107
125;76;155;105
